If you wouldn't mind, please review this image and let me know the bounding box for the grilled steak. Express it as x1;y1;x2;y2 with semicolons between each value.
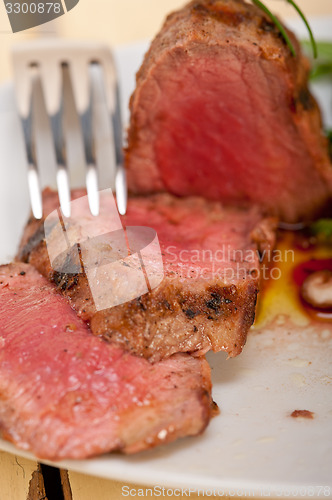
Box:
18;189;276;362
0;263;213;460
125;0;332;223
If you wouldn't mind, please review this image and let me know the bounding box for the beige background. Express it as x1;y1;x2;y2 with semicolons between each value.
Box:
0;1;331;499
0;0;332;82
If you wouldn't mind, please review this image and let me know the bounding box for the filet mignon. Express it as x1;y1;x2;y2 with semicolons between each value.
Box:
18;188;276;362
125;0;332;223
0;263;213;460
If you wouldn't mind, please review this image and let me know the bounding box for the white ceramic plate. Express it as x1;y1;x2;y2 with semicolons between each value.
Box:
0;17;331;496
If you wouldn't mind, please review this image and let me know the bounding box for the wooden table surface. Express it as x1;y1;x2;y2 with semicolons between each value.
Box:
0;1;331;498
0;450;230;500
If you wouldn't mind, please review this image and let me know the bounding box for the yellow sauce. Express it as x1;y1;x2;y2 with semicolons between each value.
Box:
255;231;332;329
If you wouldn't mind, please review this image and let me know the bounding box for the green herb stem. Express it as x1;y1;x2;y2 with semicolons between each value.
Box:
286;0;317;58
252;0;317;60
251;0;296;56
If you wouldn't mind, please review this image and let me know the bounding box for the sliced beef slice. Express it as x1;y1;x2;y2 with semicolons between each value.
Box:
18;188;276;362
125;0;332;223
0;263;213;460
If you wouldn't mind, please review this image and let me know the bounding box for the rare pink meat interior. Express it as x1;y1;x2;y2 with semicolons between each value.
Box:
125;0;332;223
0;263;213;460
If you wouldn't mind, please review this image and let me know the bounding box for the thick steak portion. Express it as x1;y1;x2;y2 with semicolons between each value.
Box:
125;0;332;223
0;263;213;460
18;189;276;362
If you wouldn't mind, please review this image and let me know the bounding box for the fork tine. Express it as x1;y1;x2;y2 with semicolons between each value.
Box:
49;65;71;218
101;58;128;215
56;168;71;218
93;50;127;214
115;166;127;216
112;81;124;166
13;41;128;219
111;68;127;215
20;68;43;220
27;169;43;220
74;63;100;217
86;166;99;216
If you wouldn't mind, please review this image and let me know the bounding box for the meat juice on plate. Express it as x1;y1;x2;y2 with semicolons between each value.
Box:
255;229;332;329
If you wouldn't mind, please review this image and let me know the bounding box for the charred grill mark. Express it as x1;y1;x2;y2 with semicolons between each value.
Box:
52;243;83;276
208;285;236;302
259;17;277;33
206;291;222;311
136;296;148;311
53;272;79;292
18;225;45;261
177;284;240;322
205;285;238;319
66;275;79;290
192;2;249;26
258;17;289;50
163;300;172;310
53;271;68;291
184;308;198;319
290;87;315;114
298;87;315;111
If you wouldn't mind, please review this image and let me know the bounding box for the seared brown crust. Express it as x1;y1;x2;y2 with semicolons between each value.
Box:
134;0;302;93
93;279;258;360
18;189;276;362
20;238;257;360
126;0;332;222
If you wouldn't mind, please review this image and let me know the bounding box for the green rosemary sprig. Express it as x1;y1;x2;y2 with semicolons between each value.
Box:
251;0;296;56
252;0;317;59
287;0;317;58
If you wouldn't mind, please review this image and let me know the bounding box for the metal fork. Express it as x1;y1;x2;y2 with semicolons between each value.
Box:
12;40;127;219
